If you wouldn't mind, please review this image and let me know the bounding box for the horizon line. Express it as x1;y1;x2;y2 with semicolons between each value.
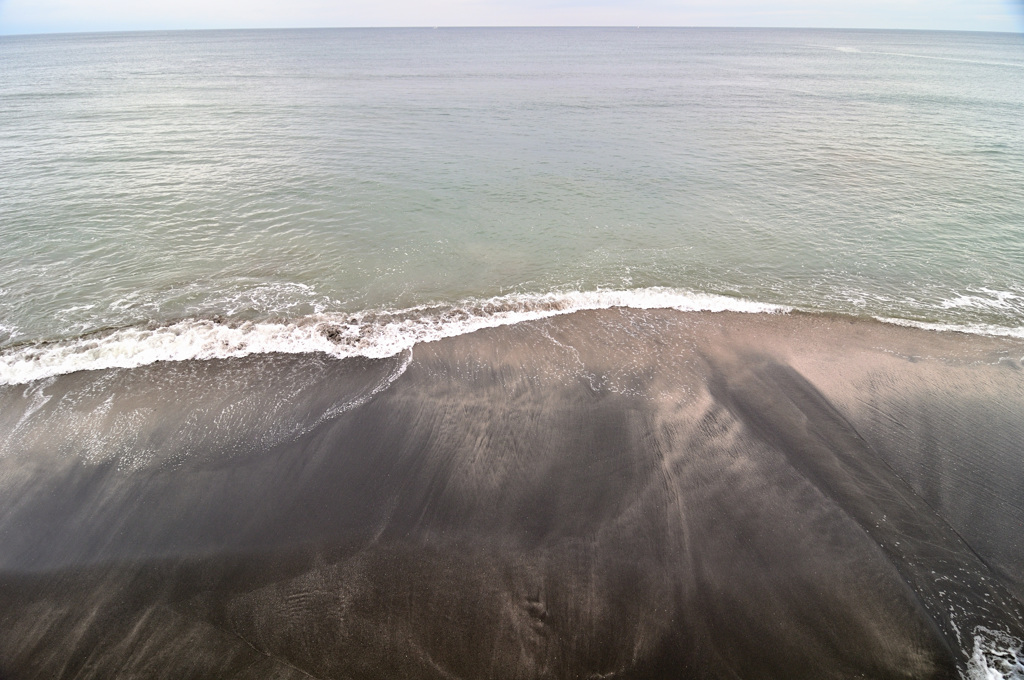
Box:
3;25;1022;38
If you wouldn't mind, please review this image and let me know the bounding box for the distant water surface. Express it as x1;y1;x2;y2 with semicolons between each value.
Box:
1;28;1023;380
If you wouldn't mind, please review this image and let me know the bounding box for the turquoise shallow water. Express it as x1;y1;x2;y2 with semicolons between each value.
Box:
1;28;1023;381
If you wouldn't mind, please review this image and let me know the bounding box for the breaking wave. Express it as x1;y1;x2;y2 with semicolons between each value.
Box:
2;285;1023;386
1;288;785;385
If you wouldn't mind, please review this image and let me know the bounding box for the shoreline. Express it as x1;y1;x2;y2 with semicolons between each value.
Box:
2;290;1022;386
1;308;1022;678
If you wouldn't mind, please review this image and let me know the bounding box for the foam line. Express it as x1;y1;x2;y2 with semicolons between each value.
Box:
0;288;785;385
3;286;1023;386
874;316;1024;340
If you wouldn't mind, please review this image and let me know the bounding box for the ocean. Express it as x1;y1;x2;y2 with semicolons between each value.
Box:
1;27;1023;679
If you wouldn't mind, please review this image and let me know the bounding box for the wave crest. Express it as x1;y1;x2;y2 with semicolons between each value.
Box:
0;288;787;385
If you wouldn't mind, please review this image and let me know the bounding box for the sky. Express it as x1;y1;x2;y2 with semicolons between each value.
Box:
0;0;1022;35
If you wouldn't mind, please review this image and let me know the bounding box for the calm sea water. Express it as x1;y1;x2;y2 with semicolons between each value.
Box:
1;28;1023;382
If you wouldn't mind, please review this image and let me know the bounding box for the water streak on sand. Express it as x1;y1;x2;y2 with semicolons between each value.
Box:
2;309;1024;678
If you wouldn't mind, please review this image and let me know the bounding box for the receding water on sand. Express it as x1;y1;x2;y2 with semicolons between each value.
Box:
1;309;1022;679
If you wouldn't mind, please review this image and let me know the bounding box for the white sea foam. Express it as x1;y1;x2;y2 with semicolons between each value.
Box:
966;627;1024;680
874;316;1024;340
942;290;1023;312
4;286;1023;386
877;288;1024;339
0;288;787;385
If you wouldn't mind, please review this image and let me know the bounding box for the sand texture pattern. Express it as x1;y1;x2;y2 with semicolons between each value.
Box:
1;309;1023;679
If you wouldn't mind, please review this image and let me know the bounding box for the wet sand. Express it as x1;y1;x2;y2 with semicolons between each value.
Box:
1;309;1023;679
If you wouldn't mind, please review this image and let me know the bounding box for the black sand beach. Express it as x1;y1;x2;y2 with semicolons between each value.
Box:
1;309;1023;679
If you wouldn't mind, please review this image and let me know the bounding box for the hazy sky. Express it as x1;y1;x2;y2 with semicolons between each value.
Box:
1;0;1022;35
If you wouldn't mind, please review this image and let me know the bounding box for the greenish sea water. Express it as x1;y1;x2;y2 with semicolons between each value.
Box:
1;28;1022;382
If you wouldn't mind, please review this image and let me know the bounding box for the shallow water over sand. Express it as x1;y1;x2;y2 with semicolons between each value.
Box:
1;310;1022;679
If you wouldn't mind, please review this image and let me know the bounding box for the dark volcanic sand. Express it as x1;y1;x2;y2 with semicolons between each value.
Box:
1;309;1023;679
